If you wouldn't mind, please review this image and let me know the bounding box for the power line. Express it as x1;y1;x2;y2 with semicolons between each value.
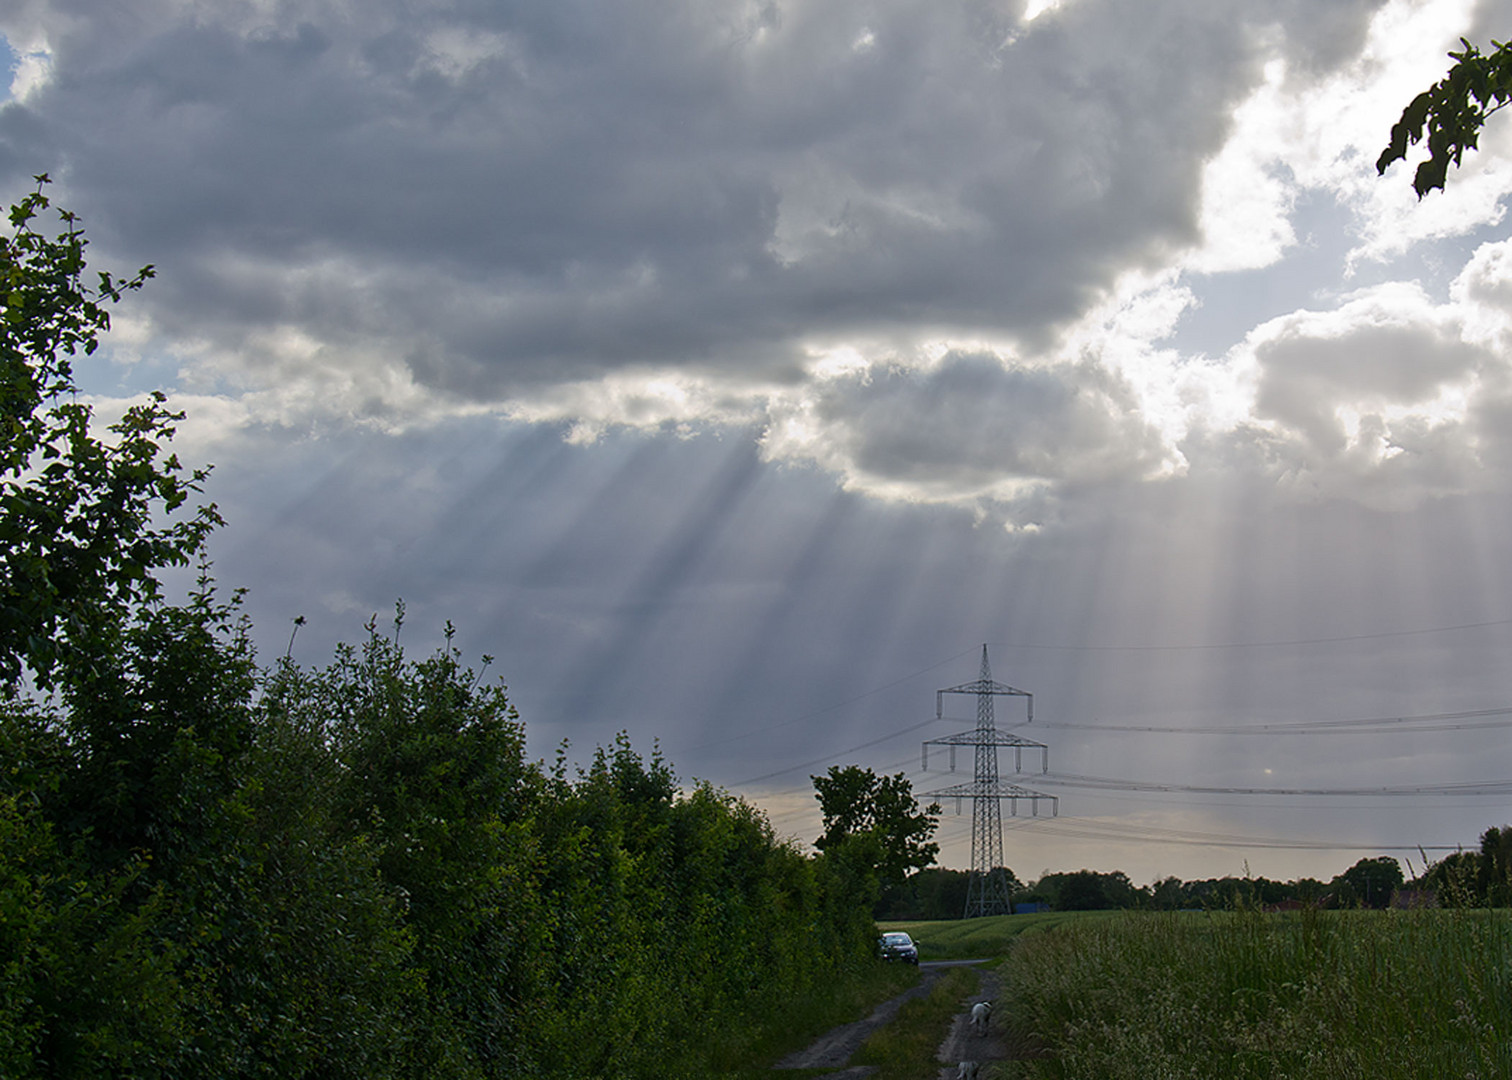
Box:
686;615;1512;760
732;718;940;785
1013;815;1469;853
990;617;1512;653
740;700;1512;798
1000;784;1512;812
1035;705;1512;736
681;647;979;754
753;756;934;825
718;619;1512;867
1037;771;1512;798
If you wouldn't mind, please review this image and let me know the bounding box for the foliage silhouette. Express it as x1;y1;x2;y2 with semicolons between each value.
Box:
812;764;941;888
0;177;218;689
1378;38;1512;196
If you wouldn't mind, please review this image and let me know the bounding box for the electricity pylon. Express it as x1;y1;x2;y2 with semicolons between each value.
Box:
923;645;1057;919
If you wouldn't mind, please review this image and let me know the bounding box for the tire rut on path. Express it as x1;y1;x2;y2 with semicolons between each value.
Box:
772;964;944;1076
933;967;1006;1079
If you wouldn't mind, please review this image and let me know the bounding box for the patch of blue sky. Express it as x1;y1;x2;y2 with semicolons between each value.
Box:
1168;189;1507;361
82;342;189;401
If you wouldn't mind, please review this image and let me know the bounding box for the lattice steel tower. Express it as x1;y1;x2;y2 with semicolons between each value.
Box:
923;646;1057;919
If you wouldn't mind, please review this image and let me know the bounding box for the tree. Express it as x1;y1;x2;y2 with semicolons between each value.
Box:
811;765;940;886
876;866;991;920
0;176;218;688
0;183;420;1078
1423;849;1482;907
1035;869;1145;911
1150;875;1185;910
1479;824;1512;906
272;608;545;1077
1417;825;1512;907
1334;856;1404;910
1378;38;1512;196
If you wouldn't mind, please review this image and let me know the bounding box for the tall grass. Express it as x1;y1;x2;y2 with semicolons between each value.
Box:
995;907;1512;1080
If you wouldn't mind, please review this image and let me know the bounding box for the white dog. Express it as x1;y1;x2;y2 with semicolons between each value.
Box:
970;1000;992;1036
956;1062;980;1079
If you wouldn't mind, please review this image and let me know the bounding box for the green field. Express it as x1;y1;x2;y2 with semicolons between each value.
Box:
892;907;1512;1079
880;910;1120;961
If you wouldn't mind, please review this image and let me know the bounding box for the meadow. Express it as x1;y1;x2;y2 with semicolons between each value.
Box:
882;910;1122;961
903;907;1512;1080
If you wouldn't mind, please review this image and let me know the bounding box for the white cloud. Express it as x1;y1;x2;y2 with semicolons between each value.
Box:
0;21;52;103
1166;0;1509;275
417;26;516;82
503;371;765;444
1187;59;1298;275
1207;281;1491;504
8;46;51;101
1450;236;1512;347
1023;0;1073;22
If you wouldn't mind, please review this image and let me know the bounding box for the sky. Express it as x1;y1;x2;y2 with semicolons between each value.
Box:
6;0;1512;888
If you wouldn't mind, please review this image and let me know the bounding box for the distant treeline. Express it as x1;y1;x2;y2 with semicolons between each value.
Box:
1;605;882;1079
877;850;1484;918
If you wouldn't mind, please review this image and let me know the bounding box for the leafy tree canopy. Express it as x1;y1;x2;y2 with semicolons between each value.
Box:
1333;856;1404;910
1036;868;1143;911
0;176;218;688
1378;38;1512;196
811;764;940;885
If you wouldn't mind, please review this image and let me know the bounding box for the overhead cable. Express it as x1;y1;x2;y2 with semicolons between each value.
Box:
1037;771;1512;798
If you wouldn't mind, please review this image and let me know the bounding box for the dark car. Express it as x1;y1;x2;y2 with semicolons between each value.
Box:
878;931;918;964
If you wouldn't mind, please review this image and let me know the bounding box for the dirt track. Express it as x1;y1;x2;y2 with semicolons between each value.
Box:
931;966;1005;1078
773;960;1003;1079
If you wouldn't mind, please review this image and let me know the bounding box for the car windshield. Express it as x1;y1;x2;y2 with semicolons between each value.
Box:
882;933;911;945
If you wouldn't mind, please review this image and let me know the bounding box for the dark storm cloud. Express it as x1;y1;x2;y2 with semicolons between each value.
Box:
0;0;1384;401
801;351;1170;495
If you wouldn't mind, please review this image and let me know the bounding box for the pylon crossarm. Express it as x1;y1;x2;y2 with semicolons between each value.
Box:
924;729;1046;749
937;682;1032;719
937;679;1032;697
924;780;1053;799
922;729;1048;772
